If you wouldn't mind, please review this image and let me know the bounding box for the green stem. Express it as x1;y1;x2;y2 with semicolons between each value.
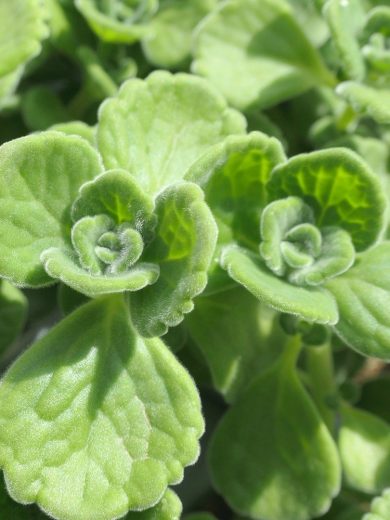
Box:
306;341;337;434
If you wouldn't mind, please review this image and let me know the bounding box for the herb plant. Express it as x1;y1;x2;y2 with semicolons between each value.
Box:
0;1;389;520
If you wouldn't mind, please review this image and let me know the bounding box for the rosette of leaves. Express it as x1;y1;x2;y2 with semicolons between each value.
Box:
0;71;245;520
324;0;390;124
187;132;389;359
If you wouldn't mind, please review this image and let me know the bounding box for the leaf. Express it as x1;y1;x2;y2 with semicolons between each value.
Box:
0;0;48;78
0;476;46;519
186;287;285;402
50;121;96;146
97;71;246;195
75;0;156;43
336;82;390;124
338;405;390;494
268;148;387;251
130;182;217;337
209;339;341;520
0;281;28;355
325;243;390;359
363;489;390;520
57;284;89;316
192;0;335;111
0;296;204;520
221;246;339;325
21;86;70;131
186;132;286;249
0;132;103;286
142;0;216;67
323;0;366;80
125;489;182;520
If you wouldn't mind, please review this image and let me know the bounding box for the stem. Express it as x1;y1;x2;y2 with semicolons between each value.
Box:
306;341;337;434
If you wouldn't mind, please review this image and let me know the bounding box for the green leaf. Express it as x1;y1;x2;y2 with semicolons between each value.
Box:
49;121;96;146
125;489;182;520
21;86;70;131
326;243;390;359
186;132;286;249
0;281;28;355
338;405;390;494
142;0;216;67
75;0;156;43
0;132;103;287
0;0;48;78
363;489;390;520
0;296;203;520
192;0;335;111
336;82;390;124
97;71;246;195
0;476;46;519
130;182;217;337
221;246;339;325
323;0;366;80
268;148;387;251
0;68;23;111
186;287;285;402
57;284;89;316
209;338;341;520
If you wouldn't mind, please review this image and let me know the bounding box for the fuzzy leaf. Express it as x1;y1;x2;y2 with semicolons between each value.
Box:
49;121;96;146
0;477;45;519
192;0;334;110
0;0;48;78
336;82;390;124
221;246;339;324
323;0;366;80
326;243;390;359
130;182;217;337
75;0;156;43
142;0;216;67
268;148;387;251
209;340;341;520
125;489;182;520
186;287;284;402
0;281;28;355
186;132;286;249
0;296;203;520
363;489;390;520
0;132;103;286
97;71;246;195
338;405;390;494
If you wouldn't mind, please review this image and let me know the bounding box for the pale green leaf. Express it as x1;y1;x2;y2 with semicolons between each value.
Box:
0;296;204;520
186;132;286;249
186;287;284;402
49;121;96;146
75;0;156;43
130;182;217;337
0;477;46;519
323;0;366;80
0;281;28;354
326;243;390;359
268;148;387;251
209;339;341;520
97;71;246;195
336;82;390;124
0;68;23;111
338;405;390;494
125;489;182;520
192;0;335;110
221;246;339;325
0;0;48;78
363;489;390;520
0;132;103;286
142;0;216;67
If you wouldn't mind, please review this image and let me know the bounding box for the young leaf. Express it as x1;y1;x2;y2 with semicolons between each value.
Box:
363;489;390;520
336;82;390;125
338;405;390;494
0;0;48;78
130;182;217;337
142;0;216;68
50;121;96;146
0;132;103;287
325;243;390;359
186;132;286;249
0;281;28;355
209;339;341;520
0;296;204;520
97;71;246;195
192;0;335;110
221;246;339;325
268;148;387;251
186;287;285;402
125;489;182;519
323;0;366;80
